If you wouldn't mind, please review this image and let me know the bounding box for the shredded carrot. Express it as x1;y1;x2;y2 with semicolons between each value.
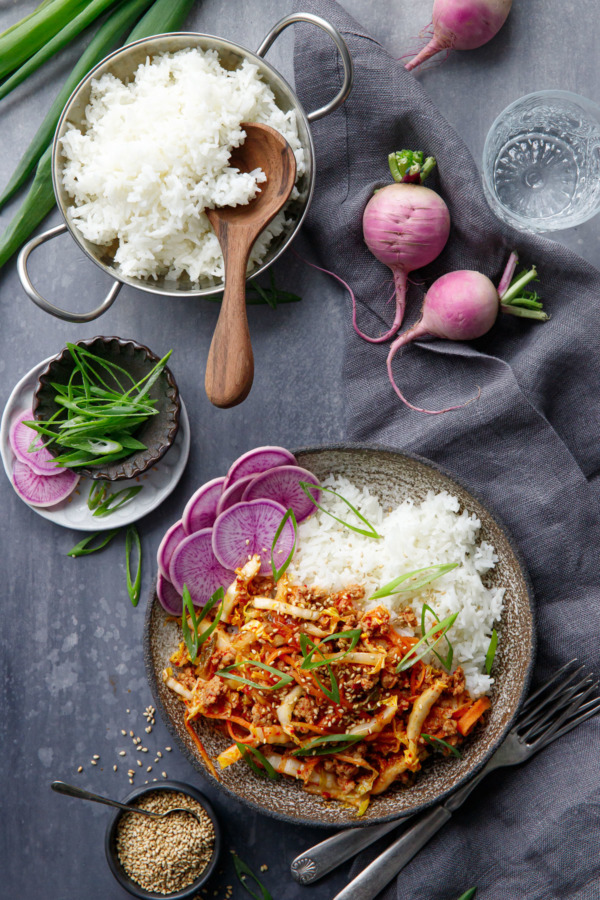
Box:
458;697;491;736
184;716;219;780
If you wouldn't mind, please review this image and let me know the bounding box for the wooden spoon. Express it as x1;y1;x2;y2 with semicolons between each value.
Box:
205;122;297;408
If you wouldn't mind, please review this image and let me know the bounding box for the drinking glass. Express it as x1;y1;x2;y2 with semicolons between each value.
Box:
482;90;600;231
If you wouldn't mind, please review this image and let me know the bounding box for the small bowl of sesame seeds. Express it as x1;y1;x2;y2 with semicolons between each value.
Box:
105;781;220;898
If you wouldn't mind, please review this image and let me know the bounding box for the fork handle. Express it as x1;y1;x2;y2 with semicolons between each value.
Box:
333;805;452;900
290;818;403;884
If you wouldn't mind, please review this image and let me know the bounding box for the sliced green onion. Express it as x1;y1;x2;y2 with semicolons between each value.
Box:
370;563;459;600
234;742;279;780
457;890;477;900
396;612;459;672
422;733;462;758
67;528;119;557
271;507;297;583
87;480;110;511
420;602;454;671
125;525;141;606
291;734;363;757
93;486;143;518
182;586;225;662
298;634;340;702
299;629;362;669
298;482;381;539
217;660;293;692
485;628;498;676
232;854;273;900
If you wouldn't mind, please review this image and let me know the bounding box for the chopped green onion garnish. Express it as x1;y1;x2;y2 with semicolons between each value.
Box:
271;507;297;583
420;602;454;671
298;633;344;703
457;890;477;900
396;612;459;672
370;563;459;600
182;586;224;663
217;660;294;692
422;733;462;758
299;629;362;669
125;525;141;606
67;528;120;557
87;480;109;510
299;481;382;539
232;854;274;900
234;742;279;780
292;734;363;756
485;628;498;675
93;485;143;517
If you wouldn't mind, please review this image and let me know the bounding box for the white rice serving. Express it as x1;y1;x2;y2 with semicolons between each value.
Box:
288;476;504;697
60;48;305;283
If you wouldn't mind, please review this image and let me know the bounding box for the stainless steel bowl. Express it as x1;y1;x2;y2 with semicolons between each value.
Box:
18;13;352;323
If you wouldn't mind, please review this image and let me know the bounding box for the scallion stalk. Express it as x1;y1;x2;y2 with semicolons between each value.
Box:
0;0;87;81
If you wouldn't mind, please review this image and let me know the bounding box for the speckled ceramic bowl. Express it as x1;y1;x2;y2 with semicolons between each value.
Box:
105;780;220;899
32;337;180;481
144;445;535;828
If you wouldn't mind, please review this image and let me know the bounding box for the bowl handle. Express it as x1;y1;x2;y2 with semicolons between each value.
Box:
256;13;353;122
18;223;122;323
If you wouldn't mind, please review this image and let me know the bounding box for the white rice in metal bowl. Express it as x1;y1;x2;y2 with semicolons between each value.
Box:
288;475;504;697
60;48;305;283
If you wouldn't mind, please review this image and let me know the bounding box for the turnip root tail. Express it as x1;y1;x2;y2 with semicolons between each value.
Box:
352;268;408;343
386;321;481;414
498;252;549;320
405;34;450;72
388;150;437;184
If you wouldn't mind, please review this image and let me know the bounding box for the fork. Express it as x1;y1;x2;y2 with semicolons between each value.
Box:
328;660;600;900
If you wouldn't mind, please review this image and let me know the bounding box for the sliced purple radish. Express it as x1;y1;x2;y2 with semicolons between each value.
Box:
170;527;233;606
223;445;297;491
242;465;321;523
215;474;255;518
212;499;295;575
182;477;225;535
9;410;61;477
157;519;186;580
156;574;183;615
11;459;79;507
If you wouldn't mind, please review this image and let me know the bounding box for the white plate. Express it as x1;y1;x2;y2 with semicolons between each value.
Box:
1;357;190;530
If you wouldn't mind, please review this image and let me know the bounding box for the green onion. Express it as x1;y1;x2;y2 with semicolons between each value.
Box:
182;586;224;663
421;733;462;758
0;0;130;104
485;628;498;675
420;602;454;671
457;890;477;900
232;854;273;900
233;742;279;780
291;734;363;757
0;0;86;81
125;525;142;606
126;0;195;41
87;480;110;511
270;507;297;583
216;661;294;692
93;486;143;517
67;528;120;557
298;482;382;539
396;612;459;672
370;563;459;600
298;634;342;703
299;629;362;669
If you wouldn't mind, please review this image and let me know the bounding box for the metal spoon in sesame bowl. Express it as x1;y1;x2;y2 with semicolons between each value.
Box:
51;781;206;825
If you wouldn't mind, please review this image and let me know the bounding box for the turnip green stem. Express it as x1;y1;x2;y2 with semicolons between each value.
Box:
499;265;537;303
500;304;549;320
388;149;437;184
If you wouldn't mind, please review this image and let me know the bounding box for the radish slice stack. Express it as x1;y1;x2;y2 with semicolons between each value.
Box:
155;445;321;611
9;410;79;507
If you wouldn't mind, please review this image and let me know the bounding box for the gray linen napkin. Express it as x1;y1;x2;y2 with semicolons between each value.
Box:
293;2;600;897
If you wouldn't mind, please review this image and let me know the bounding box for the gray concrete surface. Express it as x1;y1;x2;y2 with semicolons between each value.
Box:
1;1;598;898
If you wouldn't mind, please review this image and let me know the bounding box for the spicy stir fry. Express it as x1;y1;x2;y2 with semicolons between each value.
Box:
163;556;490;812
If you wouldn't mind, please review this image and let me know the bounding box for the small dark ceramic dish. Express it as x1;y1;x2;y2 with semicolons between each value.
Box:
32;336;180;481
105;780;220;899
144;445;535;828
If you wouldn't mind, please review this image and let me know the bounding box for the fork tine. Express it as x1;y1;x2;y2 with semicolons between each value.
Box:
518;659;578;716
520;675;597;740
535;698;600;750
528;681;599;749
517;664;586;731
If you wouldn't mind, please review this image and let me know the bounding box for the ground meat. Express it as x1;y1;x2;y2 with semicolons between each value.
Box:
360;606;390;638
294;696;319;723
448;666;466;696
381;672;399;689
251;702;274;726
400;606;418;628
211;648;235;669
322;759;361;778
199;676;225;709
178;667;198;690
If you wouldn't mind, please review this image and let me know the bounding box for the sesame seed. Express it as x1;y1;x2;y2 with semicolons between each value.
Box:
113;765;117;772
165;747;172;752
137;760;142;767
77;766;83;773
129;730;134;737
156;751;162;758
147;766;152;772
90;760;97;766
145;726;152;734
121;729;127;736
93;754;100;760
119;751;126;757
126;709;130;714
161;772;167;778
